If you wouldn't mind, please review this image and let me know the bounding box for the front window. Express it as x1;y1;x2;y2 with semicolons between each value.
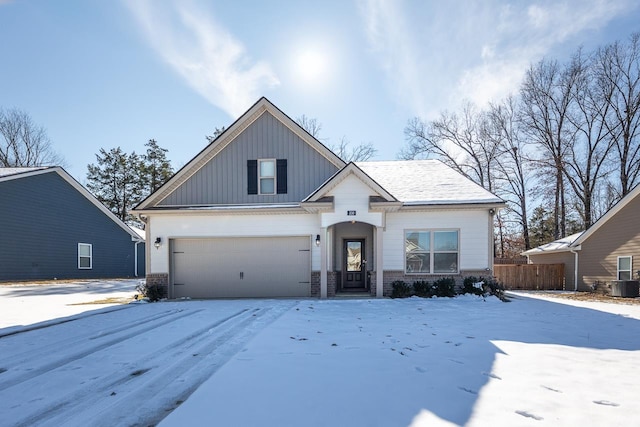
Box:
618;256;632;280
259;159;275;195
405;230;458;274
78;243;92;269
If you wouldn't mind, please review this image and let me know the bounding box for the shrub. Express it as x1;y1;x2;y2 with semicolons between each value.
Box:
461;276;486;296
391;280;412;298
412;280;431;297
483;277;508;301
136;281;164;302
432;277;456;297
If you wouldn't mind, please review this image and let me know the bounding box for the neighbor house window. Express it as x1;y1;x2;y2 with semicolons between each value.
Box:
259;159;276;195
617;256;632;280
78;243;92;269
405;230;459;274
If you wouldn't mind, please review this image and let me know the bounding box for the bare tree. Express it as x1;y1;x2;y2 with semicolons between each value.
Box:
520;58;580;239
402;102;502;192
205;126;226;143
563;50;615;228
296;115;322;138
295;115;377;161
0;108;64;167
594;33;640;198
487;96;533;250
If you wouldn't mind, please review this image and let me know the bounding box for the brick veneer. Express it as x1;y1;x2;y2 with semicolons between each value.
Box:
370;270;494;297
311;271;339;298
146;273;169;299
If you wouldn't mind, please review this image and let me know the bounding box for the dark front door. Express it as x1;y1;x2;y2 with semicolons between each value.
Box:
343;239;366;289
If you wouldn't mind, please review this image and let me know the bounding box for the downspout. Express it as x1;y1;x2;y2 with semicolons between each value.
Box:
134;240;142;277
569;249;579;291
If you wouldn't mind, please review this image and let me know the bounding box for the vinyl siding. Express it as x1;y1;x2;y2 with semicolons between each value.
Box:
384;209;490;271
578;193;640;289
159;111;339;206
0;172;139;280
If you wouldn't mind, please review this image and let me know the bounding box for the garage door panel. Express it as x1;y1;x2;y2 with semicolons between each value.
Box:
171;237;311;298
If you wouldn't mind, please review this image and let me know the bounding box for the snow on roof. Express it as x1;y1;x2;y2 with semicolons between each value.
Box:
522;231;584;255
130;227;146;240
355;160;503;204
0;167;50;178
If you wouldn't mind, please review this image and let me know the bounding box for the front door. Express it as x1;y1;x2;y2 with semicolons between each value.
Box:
343;239;366;289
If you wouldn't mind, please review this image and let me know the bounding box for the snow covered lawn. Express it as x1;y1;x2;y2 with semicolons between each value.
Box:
0;293;638;426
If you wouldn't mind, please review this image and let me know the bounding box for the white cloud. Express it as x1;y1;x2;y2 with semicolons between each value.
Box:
126;1;279;118
358;0;638;118
357;0;431;118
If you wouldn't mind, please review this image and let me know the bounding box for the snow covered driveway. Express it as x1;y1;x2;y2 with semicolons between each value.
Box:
1;293;639;426
0;299;296;427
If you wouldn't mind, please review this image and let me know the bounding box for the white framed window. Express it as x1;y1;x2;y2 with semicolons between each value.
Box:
617;256;632;280
405;230;459;274
258;159;276;195
78;243;92;269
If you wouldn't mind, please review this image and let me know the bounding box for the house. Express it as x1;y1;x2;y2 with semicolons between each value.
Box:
132;98;504;299
0;167;145;281
522;184;640;291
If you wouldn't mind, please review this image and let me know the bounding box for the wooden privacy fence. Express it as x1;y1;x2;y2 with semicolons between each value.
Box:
494;264;565;290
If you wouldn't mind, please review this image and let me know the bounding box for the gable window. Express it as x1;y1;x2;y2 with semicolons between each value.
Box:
259;159;276;194
405;230;459;274
247;159;288;195
78;243;92;269
617;256;632;280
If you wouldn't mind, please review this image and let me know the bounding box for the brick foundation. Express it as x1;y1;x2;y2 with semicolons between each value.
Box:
311;271;339;298
370;270;494;297
146;273;169;299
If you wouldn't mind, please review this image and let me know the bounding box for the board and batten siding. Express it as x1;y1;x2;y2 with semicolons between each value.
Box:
383;209;491;271
0;172;139;281
577;192;640;289
159;111;339;206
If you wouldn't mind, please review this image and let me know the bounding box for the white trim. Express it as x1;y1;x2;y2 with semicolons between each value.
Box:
404;229;460;275
258;158;276;195
617;255;633;280
78;243;93;269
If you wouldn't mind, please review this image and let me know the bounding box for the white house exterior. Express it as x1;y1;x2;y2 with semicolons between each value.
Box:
132;98;504;298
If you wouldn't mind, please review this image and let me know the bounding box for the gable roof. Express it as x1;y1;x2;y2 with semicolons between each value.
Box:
523;183;640;255
0;167;143;242
356;160;504;205
303;162;398;203
134;97;346;210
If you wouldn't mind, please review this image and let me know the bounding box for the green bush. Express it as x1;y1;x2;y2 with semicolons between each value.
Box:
484;277;508;301
432;277;456;297
136;282;164;302
412;280;431;297
391;280;412;298
461;276;487;296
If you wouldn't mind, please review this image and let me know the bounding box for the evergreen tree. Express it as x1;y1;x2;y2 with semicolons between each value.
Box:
86;147;144;225
141;139;173;194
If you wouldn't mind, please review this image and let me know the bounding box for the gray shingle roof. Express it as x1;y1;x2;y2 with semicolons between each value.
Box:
356;160;503;205
0;167;50;178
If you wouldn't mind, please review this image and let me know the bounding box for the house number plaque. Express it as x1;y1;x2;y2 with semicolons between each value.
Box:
347;210;356;216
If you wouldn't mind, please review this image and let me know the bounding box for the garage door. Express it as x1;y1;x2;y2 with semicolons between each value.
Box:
171;236;311;298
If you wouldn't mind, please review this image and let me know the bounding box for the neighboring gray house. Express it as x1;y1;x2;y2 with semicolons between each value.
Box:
133;97;505;299
523;183;640;291
0;167;145;281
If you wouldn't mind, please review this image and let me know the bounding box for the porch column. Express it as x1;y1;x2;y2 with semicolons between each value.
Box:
320;227;328;299
376;225;384;298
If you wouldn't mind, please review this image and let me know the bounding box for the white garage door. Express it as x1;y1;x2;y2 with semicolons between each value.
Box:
171;236;311;298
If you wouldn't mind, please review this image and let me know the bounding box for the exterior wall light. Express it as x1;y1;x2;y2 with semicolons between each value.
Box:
315;234;321;247
154;237;162;249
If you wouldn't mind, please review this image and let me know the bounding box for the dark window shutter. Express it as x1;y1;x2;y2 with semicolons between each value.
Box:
276;159;287;194
247;160;258;195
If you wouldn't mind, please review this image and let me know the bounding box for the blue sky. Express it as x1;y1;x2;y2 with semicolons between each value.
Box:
1;0;639;181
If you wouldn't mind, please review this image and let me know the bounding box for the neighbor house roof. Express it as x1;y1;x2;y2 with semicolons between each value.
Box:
356;160;504;205
521;232;584;256
523;183;640;256
0;166;143;242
